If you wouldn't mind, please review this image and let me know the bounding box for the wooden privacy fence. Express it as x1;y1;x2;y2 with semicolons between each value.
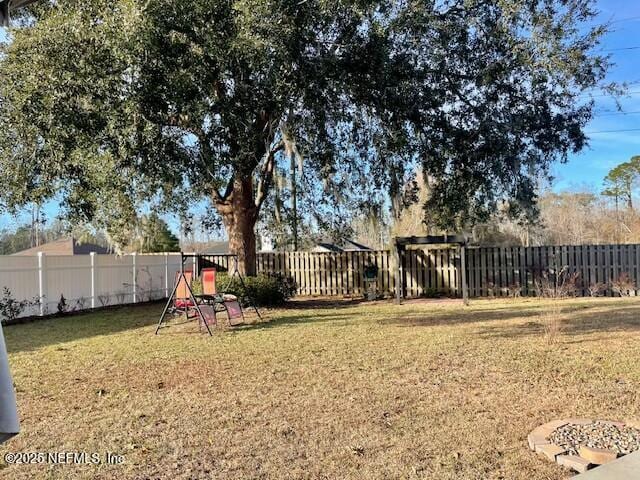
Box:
201;249;460;298
465;244;640;297
0;244;636;319
258;251;402;296
203;251;397;296
203;243;640;298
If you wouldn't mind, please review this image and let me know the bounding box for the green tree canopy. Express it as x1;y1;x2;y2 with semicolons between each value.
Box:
0;0;613;273
602;156;640;209
133;213;180;253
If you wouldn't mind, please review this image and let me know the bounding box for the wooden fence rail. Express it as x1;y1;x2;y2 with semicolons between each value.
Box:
201;250;399;297
465;244;640;298
202;243;640;298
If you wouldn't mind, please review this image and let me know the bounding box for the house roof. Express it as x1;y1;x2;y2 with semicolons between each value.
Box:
313;239;373;252
184;241;229;254
11;238;111;256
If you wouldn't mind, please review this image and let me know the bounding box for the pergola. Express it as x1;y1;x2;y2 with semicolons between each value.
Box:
0;0;36;26
394;235;469;305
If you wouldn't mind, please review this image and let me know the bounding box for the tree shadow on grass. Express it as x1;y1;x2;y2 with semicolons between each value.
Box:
4;302;167;354
233;301;548;334
280;297;372;309
7;297;640;353
223;310;369;333
376;300;640;337
475;304;640;341
3;302;360;353
227;298;632;334
376;303;560;328
283;296;465;310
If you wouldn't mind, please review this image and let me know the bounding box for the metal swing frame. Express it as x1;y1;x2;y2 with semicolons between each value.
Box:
155;253;214;336
155;253;262;335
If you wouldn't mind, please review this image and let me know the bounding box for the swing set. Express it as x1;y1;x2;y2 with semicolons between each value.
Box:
155;253;262;336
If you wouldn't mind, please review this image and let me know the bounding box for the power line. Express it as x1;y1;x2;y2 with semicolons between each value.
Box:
586;127;640;134
594;15;640;26
601;46;640;52
583;15;640;32
610;15;640;25
594;110;640;117
579;90;640;98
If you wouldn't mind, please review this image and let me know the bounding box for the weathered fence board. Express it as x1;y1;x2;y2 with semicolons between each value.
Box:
204;244;640;299
205;250;401;297
3;244;640;320
465;244;640;298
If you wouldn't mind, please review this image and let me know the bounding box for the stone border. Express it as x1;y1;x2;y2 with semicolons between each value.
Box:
528;419;624;474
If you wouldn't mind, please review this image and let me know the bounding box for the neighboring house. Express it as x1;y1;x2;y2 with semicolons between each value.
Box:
311;239;373;253
11;238;111;256
181;240;230;254
259;234;274;252
199;241;229;254
203;242;229;254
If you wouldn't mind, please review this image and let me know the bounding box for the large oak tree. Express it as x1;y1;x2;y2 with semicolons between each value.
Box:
0;0;612;274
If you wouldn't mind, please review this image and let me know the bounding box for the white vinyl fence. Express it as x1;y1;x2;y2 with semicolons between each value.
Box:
0;253;187;319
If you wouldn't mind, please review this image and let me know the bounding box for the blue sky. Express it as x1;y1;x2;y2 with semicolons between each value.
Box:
1;0;639;232
553;0;640;191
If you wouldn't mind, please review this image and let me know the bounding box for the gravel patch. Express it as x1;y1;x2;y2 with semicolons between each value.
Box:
549;421;640;456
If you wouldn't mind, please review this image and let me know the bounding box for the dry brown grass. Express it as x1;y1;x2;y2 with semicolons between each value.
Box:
1;297;640;479
541;303;564;345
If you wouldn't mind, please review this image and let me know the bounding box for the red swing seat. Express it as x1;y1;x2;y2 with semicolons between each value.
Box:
173;270;195;310
198;268;245;326
171;270;218;326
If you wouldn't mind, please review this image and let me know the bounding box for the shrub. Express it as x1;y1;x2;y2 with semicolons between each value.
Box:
507;282;522;298
531;263;579;299
216;272;296;306
541;303;563;345
611;272;635;297
57;294;69;314
588;282;607;297
98;294;110;307
0;287;29;323
75;296;88;311
191;277;203;296
420;288;440;299
114;291;127;305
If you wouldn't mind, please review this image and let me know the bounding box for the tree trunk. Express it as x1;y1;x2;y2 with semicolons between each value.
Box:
215;177;258;276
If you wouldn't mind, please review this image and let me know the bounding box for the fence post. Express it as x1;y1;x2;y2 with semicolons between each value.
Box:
393;242;402;304
90;252;96;309
37;252;46;316
132;252;137;303
461;246;469;305
164;252;169;298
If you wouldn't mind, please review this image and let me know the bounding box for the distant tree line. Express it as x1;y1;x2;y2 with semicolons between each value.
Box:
0;213;179;255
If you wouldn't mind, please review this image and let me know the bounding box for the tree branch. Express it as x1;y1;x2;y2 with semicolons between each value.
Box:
254;140;285;210
220;176;235;202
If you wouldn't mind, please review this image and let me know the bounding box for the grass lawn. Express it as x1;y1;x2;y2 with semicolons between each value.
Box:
1;297;639;479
